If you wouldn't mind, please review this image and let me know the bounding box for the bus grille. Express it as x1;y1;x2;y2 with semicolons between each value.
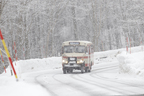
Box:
68;57;77;63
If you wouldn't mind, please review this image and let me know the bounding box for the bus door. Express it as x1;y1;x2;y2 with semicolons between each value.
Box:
87;46;90;67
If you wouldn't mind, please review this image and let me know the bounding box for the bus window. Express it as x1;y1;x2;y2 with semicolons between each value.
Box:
63;46;85;53
75;46;85;53
64;46;75;53
91;45;94;53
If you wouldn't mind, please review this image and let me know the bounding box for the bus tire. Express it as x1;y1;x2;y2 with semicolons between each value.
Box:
88;62;92;72
63;68;67;74
81;65;84;73
88;69;91;72
70;69;73;73
68;69;73;73
85;67;88;72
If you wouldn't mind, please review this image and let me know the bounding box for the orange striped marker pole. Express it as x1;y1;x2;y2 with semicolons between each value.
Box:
0;30;18;81
0;49;6;73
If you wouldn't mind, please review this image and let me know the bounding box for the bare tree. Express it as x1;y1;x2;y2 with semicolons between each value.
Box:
0;0;8;20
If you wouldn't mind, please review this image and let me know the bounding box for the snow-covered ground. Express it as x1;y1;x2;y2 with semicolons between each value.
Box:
0;46;144;96
95;46;144;77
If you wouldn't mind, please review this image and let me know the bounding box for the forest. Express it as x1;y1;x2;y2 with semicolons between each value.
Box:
0;0;144;60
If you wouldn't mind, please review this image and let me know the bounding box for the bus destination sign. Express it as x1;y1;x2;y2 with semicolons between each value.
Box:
69;42;80;45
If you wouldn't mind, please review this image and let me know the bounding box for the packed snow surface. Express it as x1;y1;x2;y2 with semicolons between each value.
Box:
0;46;144;96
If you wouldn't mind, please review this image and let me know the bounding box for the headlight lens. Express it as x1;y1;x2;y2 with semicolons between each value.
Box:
77;59;84;64
62;59;68;63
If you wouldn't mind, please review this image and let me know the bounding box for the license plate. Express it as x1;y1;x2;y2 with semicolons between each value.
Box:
69;61;76;63
70;58;75;60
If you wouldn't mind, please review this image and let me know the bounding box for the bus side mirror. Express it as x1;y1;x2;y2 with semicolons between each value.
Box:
86;52;88;55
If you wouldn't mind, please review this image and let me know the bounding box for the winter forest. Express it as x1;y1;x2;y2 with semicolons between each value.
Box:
0;0;144;60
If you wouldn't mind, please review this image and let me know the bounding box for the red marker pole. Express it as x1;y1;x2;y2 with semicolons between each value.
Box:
0;30;18;81
13;45;16;65
14;42;18;61
13;42;18;65
0;49;6;73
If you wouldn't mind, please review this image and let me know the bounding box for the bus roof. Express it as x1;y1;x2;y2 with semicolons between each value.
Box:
62;41;93;46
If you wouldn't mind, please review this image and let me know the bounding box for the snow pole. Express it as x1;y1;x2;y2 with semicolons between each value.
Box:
23;48;25;60
43;45;45;58
0;30;18;81
126;37;129;53
102;41;104;51
0;49;6;73
14;42;18;61
130;38;131;54
141;41;143;51
13;42;18;65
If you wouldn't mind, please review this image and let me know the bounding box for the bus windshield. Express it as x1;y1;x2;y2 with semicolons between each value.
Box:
64;46;85;53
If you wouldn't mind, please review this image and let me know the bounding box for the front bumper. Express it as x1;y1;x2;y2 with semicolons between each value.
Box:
64;64;81;67
63;63;82;68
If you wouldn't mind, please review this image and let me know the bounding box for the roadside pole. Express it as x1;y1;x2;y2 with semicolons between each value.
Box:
141;41;143;51
13;42;18;65
0;49;6;73
0;30;18;81
126;37;129;53
23;48;25;60
130;38;131;54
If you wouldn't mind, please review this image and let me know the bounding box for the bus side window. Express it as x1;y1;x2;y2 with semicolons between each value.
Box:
91;45;93;53
85;47;88;54
86;46;90;54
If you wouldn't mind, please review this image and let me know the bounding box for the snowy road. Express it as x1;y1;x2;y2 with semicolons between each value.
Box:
23;59;144;96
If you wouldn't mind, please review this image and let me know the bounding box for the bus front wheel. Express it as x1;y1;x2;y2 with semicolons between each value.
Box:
81;65;85;73
63;68;67;74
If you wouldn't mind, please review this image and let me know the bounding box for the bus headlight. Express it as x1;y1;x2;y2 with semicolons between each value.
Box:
62;59;68;64
77;59;84;64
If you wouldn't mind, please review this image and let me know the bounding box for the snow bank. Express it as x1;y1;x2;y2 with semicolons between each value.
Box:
0;73;50;96
0;57;62;96
95;46;143;63
117;51;144;77
94;46;144;77
15;57;62;74
95;46;143;59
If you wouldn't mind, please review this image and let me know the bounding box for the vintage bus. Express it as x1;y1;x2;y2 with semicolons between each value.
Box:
62;41;94;74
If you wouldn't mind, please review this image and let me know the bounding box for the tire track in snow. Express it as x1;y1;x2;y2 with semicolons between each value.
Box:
91;63;144;89
35;74;58;96
70;64;143;95
71;74;127;95
51;73;99;96
91;70;144;88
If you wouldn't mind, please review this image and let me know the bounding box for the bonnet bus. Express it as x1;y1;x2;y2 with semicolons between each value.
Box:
62;41;94;74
